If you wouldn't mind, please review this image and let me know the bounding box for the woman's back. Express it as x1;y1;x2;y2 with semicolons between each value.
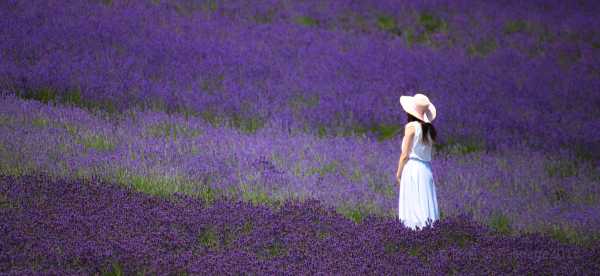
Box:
397;93;439;230
398;120;438;230
402;121;432;162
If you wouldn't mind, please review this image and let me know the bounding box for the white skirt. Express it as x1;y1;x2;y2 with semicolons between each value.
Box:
398;158;440;230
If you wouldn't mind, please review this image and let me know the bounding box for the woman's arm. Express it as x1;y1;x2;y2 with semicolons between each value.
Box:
396;124;415;185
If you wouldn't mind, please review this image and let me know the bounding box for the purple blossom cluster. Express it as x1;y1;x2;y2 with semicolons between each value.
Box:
2;95;599;241
1;0;599;155
2;174;599;274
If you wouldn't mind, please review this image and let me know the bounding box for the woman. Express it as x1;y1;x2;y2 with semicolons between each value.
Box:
396;93;440;230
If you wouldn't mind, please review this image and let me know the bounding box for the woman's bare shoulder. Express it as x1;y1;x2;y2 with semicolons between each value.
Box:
404;121;418;128
403;122;416;136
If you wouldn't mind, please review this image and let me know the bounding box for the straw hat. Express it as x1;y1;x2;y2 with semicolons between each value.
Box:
399;93;437;123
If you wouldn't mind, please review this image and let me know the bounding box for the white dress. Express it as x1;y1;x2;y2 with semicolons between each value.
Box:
398;121;440;230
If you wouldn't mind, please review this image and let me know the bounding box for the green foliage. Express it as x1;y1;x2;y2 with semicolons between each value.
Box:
172;0;217;16
347;124;369;137
62;123;79;136
339;12;370;32
200;110;222;127
317;125;328;138
445;231;475;248
114;168;197;198
435;137;486;155
316;230;330;240
557;47;582;68
383;241;400;254
240;184;280;207
0;162;31;177
403;28;416;46
370;123;401;141
419;12;446;33
18;87;57;103
291;162;303;177
488;210;512;234
403;28;429;47
101;261;123;276
583;191;597;205
80;134;115;152
295;16;319;27
349;168;362;182
205;0;218;13
146;122;202;140
198;226;219;249
221;227;235;248
197;185;217;205
254;9;276;24
338;206;364;224
550;187;571;205
549;224;586;246
73;167;92;181
61;89;83;106
200;74;224;94
241;221;254;235
544;160;577;178
89;98;117;115
446;142;482;155
572;142;600;162
377;15;396;31
336;202;381;224
221;184;239;201
15;88;119;114
175;106;199;121
197;225;235;250
407;244;429;262
504;20;529;34
130;174;171;198
289;94;320;110
0;115;12;126
308;161;339;177
468;38;497;56
231;114;264;134
367;174;395;198
376;15;402;36
408;245;422;257
340;122;401;140
31;117;48;128
48;143;69;165
142;98;168;113
0;194;14;209
257;240;287;259
197;224;235;252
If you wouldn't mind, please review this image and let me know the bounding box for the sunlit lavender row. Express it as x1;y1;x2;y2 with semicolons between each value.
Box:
1;0;599;157
2;95;598;242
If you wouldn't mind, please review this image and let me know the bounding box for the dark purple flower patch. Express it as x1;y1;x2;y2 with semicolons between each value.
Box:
1;174;599;274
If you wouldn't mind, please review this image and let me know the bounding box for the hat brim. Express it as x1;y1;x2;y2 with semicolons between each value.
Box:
399;95;436;123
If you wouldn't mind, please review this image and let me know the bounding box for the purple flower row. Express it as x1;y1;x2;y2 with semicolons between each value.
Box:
1;0;599;155
1;95;599;240
1;173;599;274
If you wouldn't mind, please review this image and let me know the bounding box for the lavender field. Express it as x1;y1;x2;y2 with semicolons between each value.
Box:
2;174;600;274
1;0;600;274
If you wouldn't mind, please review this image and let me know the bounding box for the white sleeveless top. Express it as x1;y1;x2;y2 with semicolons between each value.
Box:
403;121;433;162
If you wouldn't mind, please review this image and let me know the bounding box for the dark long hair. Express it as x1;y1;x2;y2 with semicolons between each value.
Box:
407;113;436;144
